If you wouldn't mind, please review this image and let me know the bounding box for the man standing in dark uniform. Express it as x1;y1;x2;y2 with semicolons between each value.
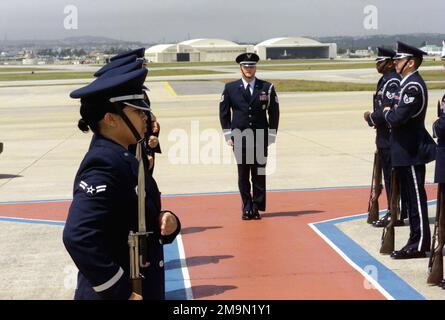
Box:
364;47;401;227
380;41;436;259
431;41;445;289
433;41;445;186
431;40;445;288
219;53;280;220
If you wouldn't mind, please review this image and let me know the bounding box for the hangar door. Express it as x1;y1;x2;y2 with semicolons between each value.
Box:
266;46;329;59
177;53;190;62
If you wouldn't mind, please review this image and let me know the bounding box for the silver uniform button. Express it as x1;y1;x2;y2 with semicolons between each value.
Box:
159;260;164;268
249;122;252;126
249;115;252;118
124;152;129;156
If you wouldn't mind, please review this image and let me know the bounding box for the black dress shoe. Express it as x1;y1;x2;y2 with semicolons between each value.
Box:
242;211;252;220
439;279;445;289
394;219;405;227
390;248;426;259
372;213;390;228
252;208;261;220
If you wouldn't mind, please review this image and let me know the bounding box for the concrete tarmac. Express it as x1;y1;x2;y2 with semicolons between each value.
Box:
0;75;443;299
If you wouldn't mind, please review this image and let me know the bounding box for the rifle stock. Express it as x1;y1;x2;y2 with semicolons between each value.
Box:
368;151;383;224
128;231;143;295
380;169;399;254
427;184;444;285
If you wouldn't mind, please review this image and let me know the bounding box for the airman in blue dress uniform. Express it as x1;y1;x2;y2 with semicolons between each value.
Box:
433;41;445;185
63;67;180;300
432;40;445;287
375;41;436;259
364;47;402;227
219;53;280;220
96;48;162;173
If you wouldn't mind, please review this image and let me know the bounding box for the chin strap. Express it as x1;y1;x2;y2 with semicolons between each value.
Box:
400;58;412;76
240;66;254;82
112;102;143;143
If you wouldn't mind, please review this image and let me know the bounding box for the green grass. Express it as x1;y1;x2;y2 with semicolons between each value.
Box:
0;72;95;81
0;67;55;72
260;63;375;71
425;82;445;90
147;59;335;68
421;70;445;81
272;79;445;92
148;59;443;69
270;80;375;92
260;60;443;72
0;69;227;81
147;69;226;76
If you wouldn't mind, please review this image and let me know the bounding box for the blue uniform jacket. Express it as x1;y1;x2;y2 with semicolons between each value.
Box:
381;71;436;166
219;78;280;149
433;94;445;183
367;70;401;149
63;134;180;300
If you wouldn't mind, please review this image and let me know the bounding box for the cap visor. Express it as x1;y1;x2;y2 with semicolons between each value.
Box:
123;99;151;111
375;57;390;62
394;53;413;60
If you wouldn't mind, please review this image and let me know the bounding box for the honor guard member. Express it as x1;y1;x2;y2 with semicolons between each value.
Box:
63;68;181;300
364;48;400;225
109;47;146;62
98;49;162;173
432;40;445;288
381;41;436;259
219;53;280;220
94;54;138;77
364;48;406;227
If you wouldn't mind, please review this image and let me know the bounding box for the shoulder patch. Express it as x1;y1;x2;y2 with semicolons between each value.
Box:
403;94;415;104
385;91;394;100
220;94;224;103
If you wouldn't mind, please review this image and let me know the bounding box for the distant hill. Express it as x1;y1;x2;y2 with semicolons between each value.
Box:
1;33;443;52
315;33;445;52
1;36;148;48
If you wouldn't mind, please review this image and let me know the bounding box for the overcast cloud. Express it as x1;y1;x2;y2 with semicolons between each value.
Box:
0;0;443;42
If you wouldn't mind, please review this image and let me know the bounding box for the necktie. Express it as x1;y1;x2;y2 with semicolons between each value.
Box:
246;83;252;100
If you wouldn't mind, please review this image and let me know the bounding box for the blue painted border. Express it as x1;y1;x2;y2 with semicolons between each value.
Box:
164;238;188;300
312;200;437;300
0;216;65;226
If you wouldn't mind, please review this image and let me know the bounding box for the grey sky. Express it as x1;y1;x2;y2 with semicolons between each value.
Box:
0;0;444;43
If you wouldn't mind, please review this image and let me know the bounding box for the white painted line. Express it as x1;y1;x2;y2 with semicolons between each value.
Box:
309;221;394;300
176;234;194;300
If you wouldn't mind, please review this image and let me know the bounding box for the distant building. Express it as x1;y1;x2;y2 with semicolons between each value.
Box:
146;44;199;63
254;37;337;60
346;49;372;58
178;39;253;62
420;45;442;56
146;39;253;63
22;51;38;65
